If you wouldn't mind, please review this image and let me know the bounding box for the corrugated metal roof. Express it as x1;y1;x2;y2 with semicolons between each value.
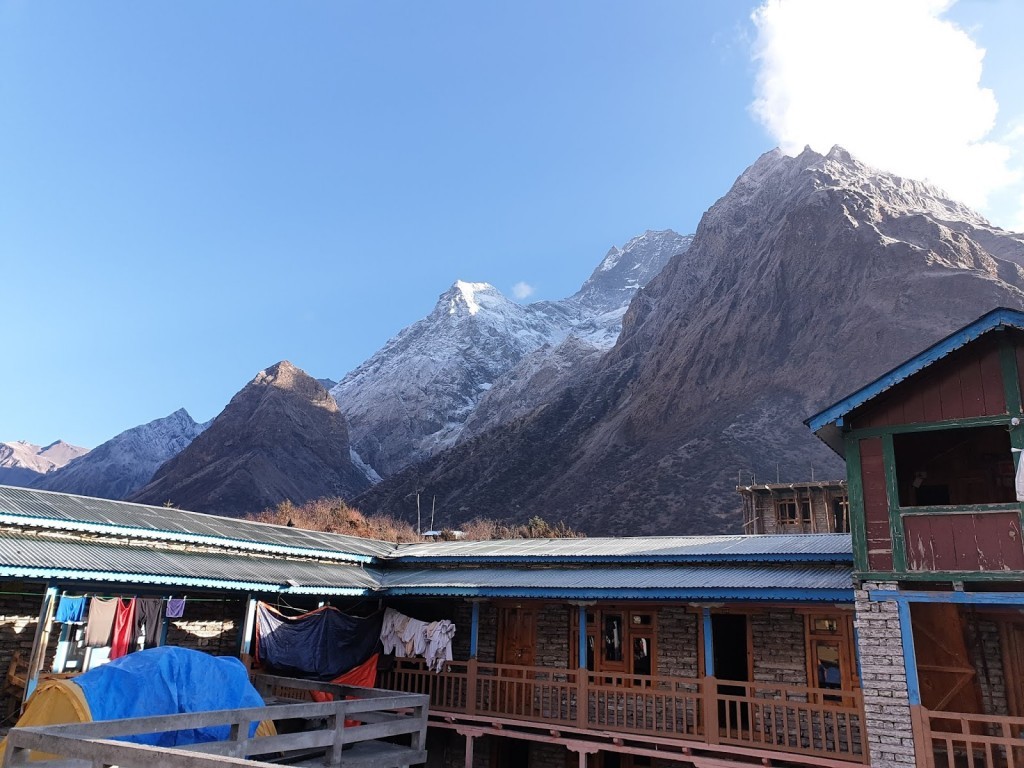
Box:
0;486;395;562
392;533;852;563
0;531;380;594
382;564;853;600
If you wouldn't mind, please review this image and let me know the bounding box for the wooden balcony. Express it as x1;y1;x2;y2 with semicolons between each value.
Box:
915;708;1024;768
382;660;868;765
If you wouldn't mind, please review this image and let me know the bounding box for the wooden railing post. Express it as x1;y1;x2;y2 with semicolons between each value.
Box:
466;659;478;716
704;676;719;745
577;671;587;729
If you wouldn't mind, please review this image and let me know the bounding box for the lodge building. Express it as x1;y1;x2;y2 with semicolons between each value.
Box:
2;306;1024;768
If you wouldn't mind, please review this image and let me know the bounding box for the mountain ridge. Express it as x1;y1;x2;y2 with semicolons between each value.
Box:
354;145;1024;535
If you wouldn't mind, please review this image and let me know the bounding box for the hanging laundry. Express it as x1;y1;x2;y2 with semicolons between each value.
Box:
380;608;456;673
165;597;186;619
55;596;86;624
84;597;118;647
255;603;383;680
110;598;137;659
135;598;163;650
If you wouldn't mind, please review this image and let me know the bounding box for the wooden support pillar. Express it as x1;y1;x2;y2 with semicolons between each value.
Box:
469;600;480;659
24;583;58;704
577;604;587;672
463;731;474;768
897;599;921;706
238;595;258;657
702;607;715;676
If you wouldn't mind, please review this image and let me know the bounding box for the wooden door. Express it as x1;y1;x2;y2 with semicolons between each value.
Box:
496;606;536;717
912;603;982;714
497;606;536;667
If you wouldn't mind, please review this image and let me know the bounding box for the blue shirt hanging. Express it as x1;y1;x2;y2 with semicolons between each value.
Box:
55;595;87;623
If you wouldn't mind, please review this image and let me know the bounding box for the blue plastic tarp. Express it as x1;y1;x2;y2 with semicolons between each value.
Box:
73;646;264;746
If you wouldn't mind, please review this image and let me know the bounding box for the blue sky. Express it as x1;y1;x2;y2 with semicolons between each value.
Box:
3;1;1023;448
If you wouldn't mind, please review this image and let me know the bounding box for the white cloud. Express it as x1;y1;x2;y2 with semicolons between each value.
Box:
750;0;1023;227
512;282;535;300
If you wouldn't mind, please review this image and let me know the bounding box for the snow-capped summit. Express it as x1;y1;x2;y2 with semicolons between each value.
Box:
446;280;499;317
330;230;692;477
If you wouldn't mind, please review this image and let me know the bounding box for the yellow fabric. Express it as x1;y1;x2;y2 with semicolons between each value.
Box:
0;678;92;763
0;679;275;764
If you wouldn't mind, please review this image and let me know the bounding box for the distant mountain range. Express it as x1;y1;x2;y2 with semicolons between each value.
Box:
8;146;1024;533
33;409;210;500
0;440;87;486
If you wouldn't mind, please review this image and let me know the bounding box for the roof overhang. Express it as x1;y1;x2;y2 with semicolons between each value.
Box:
805;307;1024;452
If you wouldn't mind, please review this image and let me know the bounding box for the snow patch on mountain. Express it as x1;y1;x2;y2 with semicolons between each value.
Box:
331;230;692;478
33;409;209;499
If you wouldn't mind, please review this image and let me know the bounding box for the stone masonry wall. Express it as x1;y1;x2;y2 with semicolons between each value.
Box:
965;613;1008;716
751;608;807;686
165;595;242;655
535;603;569;668
855;581;917;767
656;606;698;678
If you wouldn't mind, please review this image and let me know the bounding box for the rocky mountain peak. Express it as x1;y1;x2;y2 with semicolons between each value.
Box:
330;230;692;478
357;146;1024;536
249;361;338;412
131;360;370;516
441;280;504;318
33;408;210;500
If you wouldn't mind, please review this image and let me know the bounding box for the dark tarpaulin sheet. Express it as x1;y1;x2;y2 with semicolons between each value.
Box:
255;603;383;680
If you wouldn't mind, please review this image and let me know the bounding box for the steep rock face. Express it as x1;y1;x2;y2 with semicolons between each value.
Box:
131;362;370;516
356;146;1024;535
331;231;691;477
0;440;88;486
458;335;605;443
33;409;209;499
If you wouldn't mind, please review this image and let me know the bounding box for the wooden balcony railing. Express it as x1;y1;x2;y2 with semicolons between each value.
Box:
382;660;868;763
916;708;1024;768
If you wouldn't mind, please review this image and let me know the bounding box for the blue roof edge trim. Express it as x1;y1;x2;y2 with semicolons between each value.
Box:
383;586;854;602
0;513;376;566
0;565;373;596
389;552;852;565
805;307;1024;433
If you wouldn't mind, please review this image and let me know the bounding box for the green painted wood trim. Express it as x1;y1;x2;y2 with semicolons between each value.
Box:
995;333;1024;550
859;569;1024;582
844;433;869;573
900;504;1020;516
999;332;1023;416
881;434;906;572
846;414;1013;439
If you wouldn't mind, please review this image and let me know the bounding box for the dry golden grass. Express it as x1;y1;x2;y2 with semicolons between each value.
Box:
247;500;586;543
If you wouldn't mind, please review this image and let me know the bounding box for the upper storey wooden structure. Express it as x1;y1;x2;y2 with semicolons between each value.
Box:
807;307;1024;582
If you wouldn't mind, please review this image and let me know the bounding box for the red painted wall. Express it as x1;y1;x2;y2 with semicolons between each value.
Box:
850;336;1006;429
859;437;893;571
